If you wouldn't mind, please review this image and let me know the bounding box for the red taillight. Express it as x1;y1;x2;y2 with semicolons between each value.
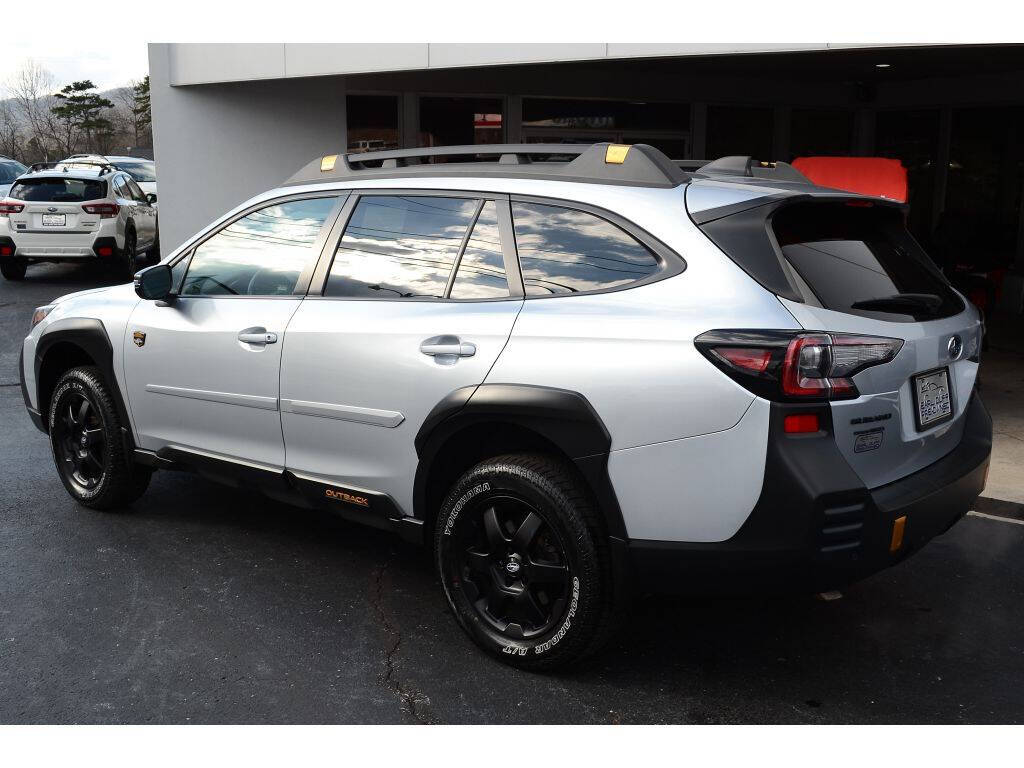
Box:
781;334;832;397
696;330;903;402
783;413;820;433
712;347;773;374
0;200;25;217
82;202;119;218
0;245;12;256
96;246;113;257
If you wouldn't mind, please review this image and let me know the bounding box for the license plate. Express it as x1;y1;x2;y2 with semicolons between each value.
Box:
913;368;953;429
41;214;66;227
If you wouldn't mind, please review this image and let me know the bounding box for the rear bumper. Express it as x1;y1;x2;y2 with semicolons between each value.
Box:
5;223;119;259
628;391;992;594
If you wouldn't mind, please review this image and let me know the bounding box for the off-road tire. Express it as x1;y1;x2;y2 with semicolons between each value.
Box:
435;453;623;671
48;366;151;510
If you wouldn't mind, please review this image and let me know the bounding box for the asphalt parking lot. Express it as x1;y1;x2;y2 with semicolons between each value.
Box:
1;262;1023;724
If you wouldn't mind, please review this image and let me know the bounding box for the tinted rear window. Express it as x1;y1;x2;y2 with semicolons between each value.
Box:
772;202;963;321
10;178;106;202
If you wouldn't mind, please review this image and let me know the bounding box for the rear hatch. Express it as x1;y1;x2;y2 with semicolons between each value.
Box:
6;176;107;235
693;191;982;489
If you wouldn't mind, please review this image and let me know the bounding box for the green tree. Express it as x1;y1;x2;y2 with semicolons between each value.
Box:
50;80;115;155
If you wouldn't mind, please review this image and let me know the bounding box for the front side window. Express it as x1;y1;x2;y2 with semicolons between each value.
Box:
9;177;105;202
511;202;660;296
325;195;479;299
181;197;336;297
124;176;147;203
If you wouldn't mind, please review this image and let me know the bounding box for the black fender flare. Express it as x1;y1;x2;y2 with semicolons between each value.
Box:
34;317;133;439
413;383;627;539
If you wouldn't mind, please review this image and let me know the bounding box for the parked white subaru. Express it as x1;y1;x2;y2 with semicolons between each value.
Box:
0;160;158;280
18;144;992;670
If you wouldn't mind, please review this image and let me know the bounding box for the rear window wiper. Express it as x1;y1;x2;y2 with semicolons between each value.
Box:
850;293;943;314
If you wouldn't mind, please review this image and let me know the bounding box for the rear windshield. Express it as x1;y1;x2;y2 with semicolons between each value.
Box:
9;177;106;203
772;202;964;322
0;160;27;184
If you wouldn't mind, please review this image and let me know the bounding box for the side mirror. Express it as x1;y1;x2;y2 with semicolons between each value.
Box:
134;263;172;301
146;193;157;205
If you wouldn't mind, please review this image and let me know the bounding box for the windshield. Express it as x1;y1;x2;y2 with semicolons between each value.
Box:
114;161;156;183
0;160;27;185
9;177;107;202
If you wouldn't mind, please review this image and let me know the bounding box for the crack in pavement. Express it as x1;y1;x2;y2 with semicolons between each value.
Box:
370;556;434;724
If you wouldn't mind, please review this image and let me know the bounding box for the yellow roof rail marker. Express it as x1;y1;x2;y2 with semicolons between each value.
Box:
320;155;338;172
605;144;630;164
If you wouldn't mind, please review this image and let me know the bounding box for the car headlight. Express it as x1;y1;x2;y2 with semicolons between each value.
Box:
30;305;54;330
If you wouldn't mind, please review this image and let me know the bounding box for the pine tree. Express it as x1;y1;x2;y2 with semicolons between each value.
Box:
50;80;115;154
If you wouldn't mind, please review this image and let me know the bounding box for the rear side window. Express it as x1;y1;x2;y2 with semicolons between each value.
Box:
450;201;509;300
511;202;660;296
326;195;479;299
773;202;963;321
9;178;106;202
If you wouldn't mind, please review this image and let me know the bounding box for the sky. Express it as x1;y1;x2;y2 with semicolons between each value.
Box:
0;43;148;94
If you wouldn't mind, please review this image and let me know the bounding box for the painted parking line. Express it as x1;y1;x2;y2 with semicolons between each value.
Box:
968;510;1024;526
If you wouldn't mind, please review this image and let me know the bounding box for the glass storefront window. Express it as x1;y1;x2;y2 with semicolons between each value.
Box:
790;109;854;159
706;105;773;161
521;98;690;159
875;109;940;248
347;94;400;154
418;97;504;148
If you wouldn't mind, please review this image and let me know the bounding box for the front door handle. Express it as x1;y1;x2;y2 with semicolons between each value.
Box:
238;328;278;345
420;335;476;361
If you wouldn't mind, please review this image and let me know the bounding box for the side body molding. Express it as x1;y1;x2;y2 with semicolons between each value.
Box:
413;383;628;539
33;317;132;437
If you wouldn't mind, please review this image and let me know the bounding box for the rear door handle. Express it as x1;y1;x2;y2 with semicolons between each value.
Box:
238;328;278;345
420;335;476;359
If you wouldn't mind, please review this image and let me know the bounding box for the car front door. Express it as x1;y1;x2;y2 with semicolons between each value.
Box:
279;191;524;516
123;194;343;470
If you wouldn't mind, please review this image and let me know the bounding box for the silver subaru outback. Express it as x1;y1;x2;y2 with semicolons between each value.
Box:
20;143;991;670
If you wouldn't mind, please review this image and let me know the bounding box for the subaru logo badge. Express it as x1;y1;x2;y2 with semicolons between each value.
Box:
505;560;521;575
47;206;58;213
947;335;963;360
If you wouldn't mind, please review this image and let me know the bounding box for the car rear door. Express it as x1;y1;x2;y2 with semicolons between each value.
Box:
768;200;983;488
278;191;524;517
123;194;344;470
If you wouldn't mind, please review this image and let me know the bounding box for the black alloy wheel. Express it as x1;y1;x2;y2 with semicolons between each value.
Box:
453;495;572;639
51;388;107;492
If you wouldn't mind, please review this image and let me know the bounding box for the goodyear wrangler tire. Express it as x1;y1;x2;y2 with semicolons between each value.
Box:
48;366;151;511
435;453;620;671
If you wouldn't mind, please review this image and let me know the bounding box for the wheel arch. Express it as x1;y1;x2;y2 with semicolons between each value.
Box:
34;318;132;439
413;384;628;541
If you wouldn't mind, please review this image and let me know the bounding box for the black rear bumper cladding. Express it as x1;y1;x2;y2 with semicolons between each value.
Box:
628;392;992;594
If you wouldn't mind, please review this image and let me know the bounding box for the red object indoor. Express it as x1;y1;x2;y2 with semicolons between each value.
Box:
791;156;908;203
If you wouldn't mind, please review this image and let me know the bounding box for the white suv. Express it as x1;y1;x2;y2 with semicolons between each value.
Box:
0;160;158;281
18;144;992;670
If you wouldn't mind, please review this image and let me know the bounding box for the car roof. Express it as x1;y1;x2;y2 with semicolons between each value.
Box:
17;167;112;180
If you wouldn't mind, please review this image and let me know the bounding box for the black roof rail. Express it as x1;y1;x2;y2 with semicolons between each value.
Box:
694;156;812;184
29;160;118;175
284;143;688;189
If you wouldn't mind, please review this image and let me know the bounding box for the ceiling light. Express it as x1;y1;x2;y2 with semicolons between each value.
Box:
875;63;891;68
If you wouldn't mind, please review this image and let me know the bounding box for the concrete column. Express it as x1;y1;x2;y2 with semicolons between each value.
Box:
853;108;876;156
691;102;707;160
506;96;523;144
401;93;419;148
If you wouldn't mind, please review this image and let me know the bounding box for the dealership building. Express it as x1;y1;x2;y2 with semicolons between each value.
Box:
148;43;1024;311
